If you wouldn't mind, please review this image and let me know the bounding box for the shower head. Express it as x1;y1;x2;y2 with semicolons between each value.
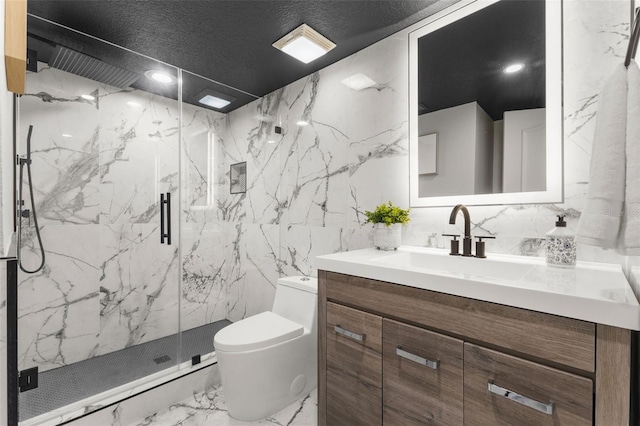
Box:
49;45;140;89
26;125;33;162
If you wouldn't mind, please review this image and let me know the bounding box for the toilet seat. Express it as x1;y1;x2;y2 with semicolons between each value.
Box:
214;311;304;352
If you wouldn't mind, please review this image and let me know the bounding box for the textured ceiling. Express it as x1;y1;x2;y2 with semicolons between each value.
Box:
26;0;458;111
25;1;545;116
418;0;545;121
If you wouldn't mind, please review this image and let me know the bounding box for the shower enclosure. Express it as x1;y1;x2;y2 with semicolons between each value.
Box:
13;15;246;425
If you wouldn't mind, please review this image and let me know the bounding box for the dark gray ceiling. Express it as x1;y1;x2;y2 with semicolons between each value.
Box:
418;0;545;121
26;0;458;112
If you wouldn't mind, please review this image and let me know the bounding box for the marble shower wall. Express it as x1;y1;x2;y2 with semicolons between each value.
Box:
180;102;229;330
17;66;181;372
210;1;637;321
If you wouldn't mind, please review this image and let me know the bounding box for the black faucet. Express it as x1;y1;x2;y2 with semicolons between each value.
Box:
449;204;473;257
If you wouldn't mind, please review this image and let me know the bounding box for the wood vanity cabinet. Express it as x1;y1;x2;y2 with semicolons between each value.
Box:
383;318;463;425
318;270;631;426
326;302;382;425
464;343;593;425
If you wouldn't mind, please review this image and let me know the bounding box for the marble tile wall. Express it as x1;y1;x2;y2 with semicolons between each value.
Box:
207;0;639;322
18;66;182;372
180;102;229;328
17;65;241;376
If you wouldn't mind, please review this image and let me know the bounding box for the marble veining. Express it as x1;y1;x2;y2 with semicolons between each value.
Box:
98;224;179;355
133;386;317;426
18;66;184;372
202;1;637;327
18;225;100;371
180;222;229;330
15;0;637;393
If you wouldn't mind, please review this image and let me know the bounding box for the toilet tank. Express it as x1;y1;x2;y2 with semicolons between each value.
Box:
272;276;317;333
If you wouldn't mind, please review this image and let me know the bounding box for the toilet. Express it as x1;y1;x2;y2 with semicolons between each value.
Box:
213;276;318;421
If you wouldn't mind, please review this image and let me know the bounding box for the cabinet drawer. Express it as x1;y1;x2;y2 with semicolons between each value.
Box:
326;302;382;425
383;319;463;426
327;369;382;426
325;272;595;372
464;343;593;426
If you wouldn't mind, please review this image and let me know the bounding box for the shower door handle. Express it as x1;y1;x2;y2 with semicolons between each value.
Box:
160;192;171;245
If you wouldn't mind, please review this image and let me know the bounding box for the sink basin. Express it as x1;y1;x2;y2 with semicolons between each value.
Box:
316;246;640;331
371;251;534;281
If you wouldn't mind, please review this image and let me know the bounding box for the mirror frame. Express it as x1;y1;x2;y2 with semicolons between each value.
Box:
409;0;563;208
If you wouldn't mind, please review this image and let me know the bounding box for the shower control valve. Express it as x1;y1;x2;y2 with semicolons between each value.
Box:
18;155;32;166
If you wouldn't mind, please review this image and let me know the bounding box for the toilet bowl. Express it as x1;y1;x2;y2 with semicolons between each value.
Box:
213;276;317;421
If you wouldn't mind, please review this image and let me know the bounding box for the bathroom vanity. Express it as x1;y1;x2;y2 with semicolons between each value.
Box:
316;247;640;425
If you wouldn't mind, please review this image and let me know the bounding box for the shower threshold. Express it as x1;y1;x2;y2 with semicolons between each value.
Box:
18;319;232;426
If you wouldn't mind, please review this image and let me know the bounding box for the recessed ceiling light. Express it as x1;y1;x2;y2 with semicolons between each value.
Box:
199;94;231;109
144;70;177;84
61;134;72;138
127;101;141;107
81;94;95;101
273;23;336;64
341;73;377;91
504;63;524;74
296;120;309;126
267;139;276;144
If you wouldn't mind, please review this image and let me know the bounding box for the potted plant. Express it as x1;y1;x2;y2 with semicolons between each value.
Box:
364;201;411;250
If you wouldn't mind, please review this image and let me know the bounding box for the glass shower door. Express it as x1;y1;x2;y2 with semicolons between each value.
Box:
16;17;181;423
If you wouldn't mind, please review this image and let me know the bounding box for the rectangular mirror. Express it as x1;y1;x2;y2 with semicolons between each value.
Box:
409;0;563;207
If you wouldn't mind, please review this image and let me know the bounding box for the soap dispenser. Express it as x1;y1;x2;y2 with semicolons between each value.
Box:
545;215;576;268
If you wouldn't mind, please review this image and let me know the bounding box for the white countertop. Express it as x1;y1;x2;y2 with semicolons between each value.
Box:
316;246;640;331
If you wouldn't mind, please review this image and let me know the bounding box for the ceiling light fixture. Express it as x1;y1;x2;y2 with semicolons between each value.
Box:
61;134;72;138
341;73;377;91
199;95;231;109
126;101;141;107
80;94;95;101
144;70;177;84
273;23;336;64
504;63;524;74
296;120;309;126
196;89;235;110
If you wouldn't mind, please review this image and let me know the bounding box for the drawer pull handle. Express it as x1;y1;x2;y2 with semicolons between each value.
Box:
396;347;439;369
488;381;554;415
334;325;365;342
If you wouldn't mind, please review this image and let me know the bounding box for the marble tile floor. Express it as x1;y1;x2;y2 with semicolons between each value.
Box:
132;386;317;426
20;320;232;421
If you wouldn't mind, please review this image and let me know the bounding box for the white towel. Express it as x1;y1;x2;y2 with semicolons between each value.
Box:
576;64;627;249
619;63;640;255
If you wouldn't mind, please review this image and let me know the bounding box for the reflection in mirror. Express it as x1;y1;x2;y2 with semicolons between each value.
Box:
409;0;563;207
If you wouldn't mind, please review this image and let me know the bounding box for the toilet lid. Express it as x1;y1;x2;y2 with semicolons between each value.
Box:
214;311;304;352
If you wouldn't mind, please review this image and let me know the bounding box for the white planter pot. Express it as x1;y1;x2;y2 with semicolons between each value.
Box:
372;223;402;251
